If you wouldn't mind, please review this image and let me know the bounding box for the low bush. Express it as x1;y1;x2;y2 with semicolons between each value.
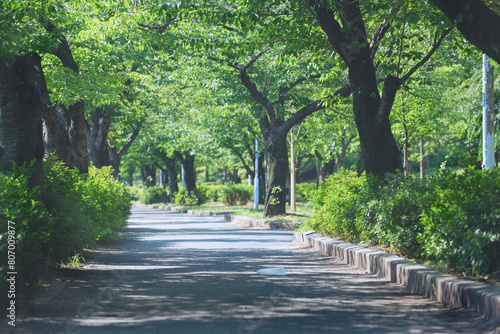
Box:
419;167;500;275
0;165;50;286
0;157;131;308
296;182;317;202
310;166;500;276
311;169;366;242
173;188;199;206
220;184;253;205
198;184;224;203
125;185;142;201
140;186;165;204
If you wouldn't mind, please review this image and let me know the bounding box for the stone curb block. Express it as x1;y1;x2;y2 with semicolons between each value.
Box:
230;216;299;230
132;203;299;229
294;231;500;325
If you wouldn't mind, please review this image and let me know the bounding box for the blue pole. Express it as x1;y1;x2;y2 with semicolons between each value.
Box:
254;135;259;209
181;165;185;188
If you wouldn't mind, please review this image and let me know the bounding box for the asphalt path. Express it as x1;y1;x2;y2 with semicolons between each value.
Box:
7;207;491;333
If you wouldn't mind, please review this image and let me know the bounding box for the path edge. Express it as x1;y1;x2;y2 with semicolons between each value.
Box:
294;231;500;325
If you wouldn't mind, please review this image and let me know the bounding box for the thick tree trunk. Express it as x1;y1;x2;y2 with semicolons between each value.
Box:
0;54;44;189
66;101;88;173
47;27;88;173
87;105;114;168
141;165;156;187
436;0;500;64
350;75;403;176
174;151;197;194
262;129;288;217
31;60;73;166
159;154;179;196
128;164;135;186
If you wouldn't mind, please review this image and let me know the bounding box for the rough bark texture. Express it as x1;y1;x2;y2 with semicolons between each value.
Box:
310;0;408;175
175;151;197;194
87;104;115;168
141;165;156;187
47;27;88;173
261;126;288;217
0;54;45;189
436;0;500;64
232;49;349;216
31;59;73;166
158;153;179;196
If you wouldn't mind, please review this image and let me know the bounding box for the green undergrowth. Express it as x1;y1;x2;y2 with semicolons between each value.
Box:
298;166;500;278
1;156;131;308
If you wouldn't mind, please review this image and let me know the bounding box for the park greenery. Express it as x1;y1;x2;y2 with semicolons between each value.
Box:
1;0;500;305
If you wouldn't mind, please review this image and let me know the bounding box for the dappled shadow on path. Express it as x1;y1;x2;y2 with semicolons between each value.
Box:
12;208;492;334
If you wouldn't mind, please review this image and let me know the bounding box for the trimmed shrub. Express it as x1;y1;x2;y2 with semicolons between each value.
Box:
310;166;500;276
419;167;500;275
173;188;199;206
0;165;50;286
140;186;164;204
1;157;132;309
198;184;224;203
296;182;317;202
125;185;142;201
220;184;253;205
311;169;366;241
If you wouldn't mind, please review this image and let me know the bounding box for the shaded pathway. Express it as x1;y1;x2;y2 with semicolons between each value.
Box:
8;208;490;333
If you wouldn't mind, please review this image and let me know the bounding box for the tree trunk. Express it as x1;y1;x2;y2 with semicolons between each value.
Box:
47;27;88;173
350;74;403;176
0;54;44;189
128;164;135;186
262;129;288;217
436;0;500;64
141;165;156;187
87;104;114;168
31;60;73;166
312;1;403;176
174;151;197;194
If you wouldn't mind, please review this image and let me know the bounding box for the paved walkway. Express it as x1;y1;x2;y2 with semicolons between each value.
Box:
7;208;491;333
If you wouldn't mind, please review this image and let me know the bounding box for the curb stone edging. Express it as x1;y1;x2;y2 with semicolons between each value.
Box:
294;231;500;325
133;203;299;230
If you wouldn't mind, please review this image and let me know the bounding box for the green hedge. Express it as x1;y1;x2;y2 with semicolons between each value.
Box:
296;182;317;202
310;167;500;276
139;186;165;204
220;184;253;205
1;157;131;307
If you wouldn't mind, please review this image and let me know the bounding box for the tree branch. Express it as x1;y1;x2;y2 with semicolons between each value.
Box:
138;17;180;33
278;73;322;104
117;122;142;160
370;7;400;60
400;28;453;84
243;46;271;71
282;84;352;134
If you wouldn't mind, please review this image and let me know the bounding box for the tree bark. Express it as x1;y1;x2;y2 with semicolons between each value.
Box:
309;0;453;176
0;54;44;189
158;153;179;196
141;165;156;187
47;26;88;173
262;128;288;217
436;0;500;64
128;164;135;186
87;104;114;168
174;151;197;194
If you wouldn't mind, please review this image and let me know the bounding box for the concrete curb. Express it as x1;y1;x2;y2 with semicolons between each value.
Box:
230;216;299;230
133;203;299;230
294;231;500;325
